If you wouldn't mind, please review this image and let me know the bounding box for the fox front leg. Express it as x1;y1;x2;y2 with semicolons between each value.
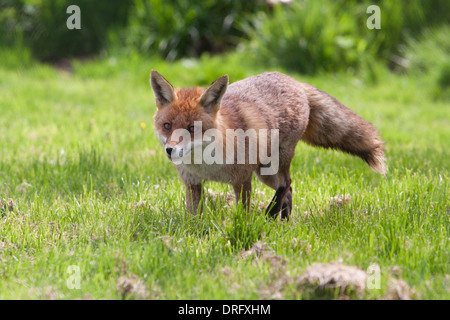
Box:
185;184;203;215
233;178;252;212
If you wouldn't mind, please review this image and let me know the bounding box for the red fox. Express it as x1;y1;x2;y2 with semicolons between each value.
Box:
150;70;385;220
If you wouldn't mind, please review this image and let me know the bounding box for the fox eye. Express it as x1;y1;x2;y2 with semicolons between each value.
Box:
163;123;171;130
188;125;195;133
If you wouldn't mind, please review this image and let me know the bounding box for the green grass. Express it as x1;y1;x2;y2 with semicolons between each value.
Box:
0;48;448;299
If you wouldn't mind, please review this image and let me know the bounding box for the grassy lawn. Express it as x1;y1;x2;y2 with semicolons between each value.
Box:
0;49;448;299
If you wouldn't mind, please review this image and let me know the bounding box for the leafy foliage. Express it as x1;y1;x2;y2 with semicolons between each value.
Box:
404;26;450;100
121;0;266;61
242;0;450;74
0;0;132;60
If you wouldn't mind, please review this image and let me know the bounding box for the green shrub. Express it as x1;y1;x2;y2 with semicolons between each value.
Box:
405;26;450;100
243;1;367;74
242;0;450;75
0;0;23;46
121;0;267;61
0;0;132;61
1;0;448;74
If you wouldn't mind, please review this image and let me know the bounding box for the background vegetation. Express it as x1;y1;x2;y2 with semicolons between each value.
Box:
1;0;448;97
0;0;448;299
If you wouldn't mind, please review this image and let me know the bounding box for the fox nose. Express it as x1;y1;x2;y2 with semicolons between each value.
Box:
165;147;173;156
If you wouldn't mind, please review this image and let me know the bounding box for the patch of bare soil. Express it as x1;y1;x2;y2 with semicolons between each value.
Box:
1;198;15;215
384;278;417;300
207;188;235;209
238;241;290;299
296;262;367;298
329;194;352;207
259;259;370;299
116;273;151;300
239;241;287;267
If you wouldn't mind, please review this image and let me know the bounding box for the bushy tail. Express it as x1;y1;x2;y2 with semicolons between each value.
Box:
300;83;386;175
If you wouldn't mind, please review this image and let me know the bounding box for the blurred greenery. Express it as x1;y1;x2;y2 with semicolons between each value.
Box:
404;26;450;100
0;0;132;60
243;0;450;75
120;0;267;61
0;0;448;78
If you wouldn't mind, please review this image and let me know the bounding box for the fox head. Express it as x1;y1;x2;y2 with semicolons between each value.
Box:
150;70;228;163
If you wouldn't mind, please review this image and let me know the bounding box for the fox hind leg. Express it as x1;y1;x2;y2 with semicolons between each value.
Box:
281;186;292;221
256;157;294;220
265;176;291;219
255;171;292;220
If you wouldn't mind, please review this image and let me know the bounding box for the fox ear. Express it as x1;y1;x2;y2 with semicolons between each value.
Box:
199;75;228;113
150;70;176;107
